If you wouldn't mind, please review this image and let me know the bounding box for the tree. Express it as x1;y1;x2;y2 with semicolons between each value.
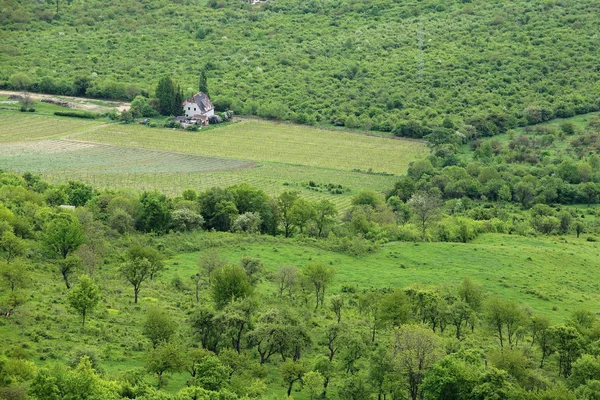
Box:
190;306;221;352
216;298;256;353
281;360;306;397
275;265;298;299
421;353;482;400
330;295;344;323
156;76;181;116
67;275;100;326
232;212;262;234
314;199;337;237
138;191;171;234
550;325;581;378
457;278;484;312
394;324;444;400
378;289;410;328
143;306;177;348
197;250;226;293
239;256;264;285
0;259;28;293
303;371;324;400
171;208;204;232
57;255;82;289
120;257;152;303
278;191;299;237
127;244;165;280
484;297;527;348
187;351;231;390
302;262;335;310
146;342;184;388
531;315;552;367
199;69;210;98
211;265;253;309
448;300;474;340
289;198;316;234
43;217;86;260
408;191;443;241
569;355;600;389
0;231;25;263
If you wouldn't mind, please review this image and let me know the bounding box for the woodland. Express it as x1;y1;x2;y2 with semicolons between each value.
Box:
0;0;599;134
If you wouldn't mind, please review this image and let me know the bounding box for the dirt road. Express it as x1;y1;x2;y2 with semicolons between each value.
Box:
0;90;130;113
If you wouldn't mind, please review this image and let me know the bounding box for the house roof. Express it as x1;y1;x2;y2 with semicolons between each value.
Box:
183;92;214;114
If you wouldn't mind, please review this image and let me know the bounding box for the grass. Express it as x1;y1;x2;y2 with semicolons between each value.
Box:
72;120;427;176
168;233;600;322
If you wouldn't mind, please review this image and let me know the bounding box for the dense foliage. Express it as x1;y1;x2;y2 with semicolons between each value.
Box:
0;0;599;133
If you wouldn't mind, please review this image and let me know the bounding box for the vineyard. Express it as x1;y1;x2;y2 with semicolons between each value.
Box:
0;140;256;174
0;114;421;208
72;120;426;175
0;111;104;142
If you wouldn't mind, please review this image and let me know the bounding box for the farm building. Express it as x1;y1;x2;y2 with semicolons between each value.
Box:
183;92;215;119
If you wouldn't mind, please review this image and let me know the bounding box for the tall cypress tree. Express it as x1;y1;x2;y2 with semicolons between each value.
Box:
172;85;184;116
156;76;176;116
199;69;209;98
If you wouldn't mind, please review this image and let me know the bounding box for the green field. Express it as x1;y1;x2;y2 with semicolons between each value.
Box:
0;111;426;208
0;112;106;142
71;121;425;175
167;233;600;322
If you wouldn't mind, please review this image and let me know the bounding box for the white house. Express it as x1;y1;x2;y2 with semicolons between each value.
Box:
183;92;215;119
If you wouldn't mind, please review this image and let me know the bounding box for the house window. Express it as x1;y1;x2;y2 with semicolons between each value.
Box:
188;107;190;110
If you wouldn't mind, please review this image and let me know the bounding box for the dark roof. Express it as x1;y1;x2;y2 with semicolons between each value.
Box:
184;92;214;113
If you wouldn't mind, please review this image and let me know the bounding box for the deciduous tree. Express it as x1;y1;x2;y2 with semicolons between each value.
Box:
67;275;100;326
143;306;177;348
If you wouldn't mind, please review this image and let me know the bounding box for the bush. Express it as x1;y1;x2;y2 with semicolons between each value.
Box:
164;121;182;129
54;111;98;119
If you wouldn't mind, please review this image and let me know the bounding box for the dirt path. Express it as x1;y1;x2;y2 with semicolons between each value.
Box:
0;90;130;113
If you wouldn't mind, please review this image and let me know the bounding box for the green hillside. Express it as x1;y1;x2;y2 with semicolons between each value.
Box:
1;0;599;133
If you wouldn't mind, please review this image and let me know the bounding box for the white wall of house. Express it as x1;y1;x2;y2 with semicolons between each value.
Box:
205;108;215;117
184;102;200;118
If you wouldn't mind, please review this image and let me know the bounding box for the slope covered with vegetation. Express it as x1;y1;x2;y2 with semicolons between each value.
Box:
1;0;599;133
1;109;600;399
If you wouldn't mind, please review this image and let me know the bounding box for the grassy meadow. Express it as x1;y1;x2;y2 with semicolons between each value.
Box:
1;229;599;398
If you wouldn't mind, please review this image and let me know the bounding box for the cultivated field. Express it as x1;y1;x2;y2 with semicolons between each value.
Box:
72;120;426;175
0;112;426;207
0;112;105;142
0;140;256;174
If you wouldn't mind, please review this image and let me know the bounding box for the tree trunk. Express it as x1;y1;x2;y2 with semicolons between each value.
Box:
62;271;71;289
82;310;86;327
134;286;139;303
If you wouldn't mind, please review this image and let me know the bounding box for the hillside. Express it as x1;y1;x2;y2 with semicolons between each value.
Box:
1;0;599;133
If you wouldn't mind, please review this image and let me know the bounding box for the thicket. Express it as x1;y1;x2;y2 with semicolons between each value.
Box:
0;0;598;134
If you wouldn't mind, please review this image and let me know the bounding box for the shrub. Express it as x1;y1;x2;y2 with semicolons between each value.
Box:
54;111;98;119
